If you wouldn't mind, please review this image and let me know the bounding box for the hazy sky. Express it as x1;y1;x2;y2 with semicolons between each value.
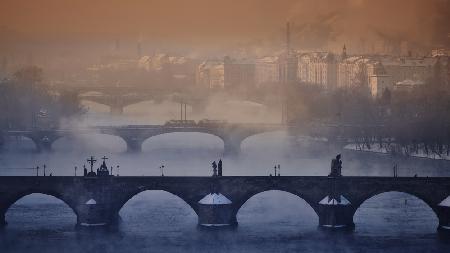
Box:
0;0;449;54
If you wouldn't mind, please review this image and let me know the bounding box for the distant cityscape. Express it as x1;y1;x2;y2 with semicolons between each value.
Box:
1;28;449;100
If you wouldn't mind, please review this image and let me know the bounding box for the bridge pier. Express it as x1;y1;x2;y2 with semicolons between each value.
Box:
437;196;450;235
197;193;237;227
317;177;354;230
76;200;117;227
35;141;53;152
317;198;354;229
0;212;6;227
0;134;5;150
223;138;242;156
30;136;55;152
124;137;144;153
110;105;124;115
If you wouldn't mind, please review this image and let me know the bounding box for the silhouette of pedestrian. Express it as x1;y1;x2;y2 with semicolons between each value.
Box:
218;159;223;176
83;165;87;176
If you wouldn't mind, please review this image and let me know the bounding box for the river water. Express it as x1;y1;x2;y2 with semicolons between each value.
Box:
1;103;450;252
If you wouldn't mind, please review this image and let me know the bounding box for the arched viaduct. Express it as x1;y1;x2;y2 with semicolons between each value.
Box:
0;176;449;234
2;124;287;155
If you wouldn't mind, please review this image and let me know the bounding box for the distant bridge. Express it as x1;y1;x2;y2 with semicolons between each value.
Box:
54;85;208;114
1;123;405;154
54;85;275;114
0;175;449;234
2;123;288;155
79;92;207;114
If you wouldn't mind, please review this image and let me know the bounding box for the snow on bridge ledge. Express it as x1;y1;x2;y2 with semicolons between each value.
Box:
85;199;97;205
319;195;351;205
438;196;450;207
198;193;232;205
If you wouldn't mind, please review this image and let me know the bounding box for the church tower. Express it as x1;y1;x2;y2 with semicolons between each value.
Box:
341;44;347;60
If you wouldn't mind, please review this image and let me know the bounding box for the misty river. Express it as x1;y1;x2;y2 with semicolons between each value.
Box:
1;102;450;252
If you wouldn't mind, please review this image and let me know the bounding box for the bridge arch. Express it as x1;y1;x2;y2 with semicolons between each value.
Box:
2;192;78;226
353;191;439;233
240;130;290;154
81;99;111;113
52;133;127;153
235;190;319;224
353;190;439;215
3;135;37;151
117;189;198;219
141;132;225;154
122;100;156;112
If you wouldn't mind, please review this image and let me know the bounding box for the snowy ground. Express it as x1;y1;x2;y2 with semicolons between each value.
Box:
345;143;450;161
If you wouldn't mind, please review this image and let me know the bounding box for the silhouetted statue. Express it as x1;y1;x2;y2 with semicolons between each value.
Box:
218;159;223;176
97;156;110;177
329;154;342;177
86;156;97;177
212;161;217;176
83;165;87;176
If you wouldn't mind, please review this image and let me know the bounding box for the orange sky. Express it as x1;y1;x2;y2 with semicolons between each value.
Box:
0;0;449;50
0;0;294;42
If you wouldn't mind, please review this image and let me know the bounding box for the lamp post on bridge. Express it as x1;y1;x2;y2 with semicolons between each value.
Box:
179;101;187;121
160;165;165;176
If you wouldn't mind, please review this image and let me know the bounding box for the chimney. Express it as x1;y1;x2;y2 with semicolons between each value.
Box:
286;22;291;55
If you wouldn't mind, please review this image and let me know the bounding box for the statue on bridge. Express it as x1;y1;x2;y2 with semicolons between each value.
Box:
211;159;223;177
97;156;110;177
212;161;218;176
84;156;112;177
218;159;223;176
329;154;342;177
86;156;97;177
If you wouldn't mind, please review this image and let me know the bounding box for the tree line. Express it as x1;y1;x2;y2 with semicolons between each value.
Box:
286;80;450;158
0;66;85;130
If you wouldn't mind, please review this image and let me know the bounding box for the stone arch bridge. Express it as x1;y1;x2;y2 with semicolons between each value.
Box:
0;176;449;234
2;123;404;155
3;123;288;155
58;85;208;114
80;93;206;114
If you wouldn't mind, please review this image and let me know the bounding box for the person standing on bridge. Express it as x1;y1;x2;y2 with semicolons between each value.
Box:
218;159;223;176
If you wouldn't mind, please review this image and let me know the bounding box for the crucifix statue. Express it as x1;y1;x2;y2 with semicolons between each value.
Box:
87;156;97;172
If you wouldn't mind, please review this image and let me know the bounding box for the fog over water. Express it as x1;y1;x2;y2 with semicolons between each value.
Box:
1;102;450;253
